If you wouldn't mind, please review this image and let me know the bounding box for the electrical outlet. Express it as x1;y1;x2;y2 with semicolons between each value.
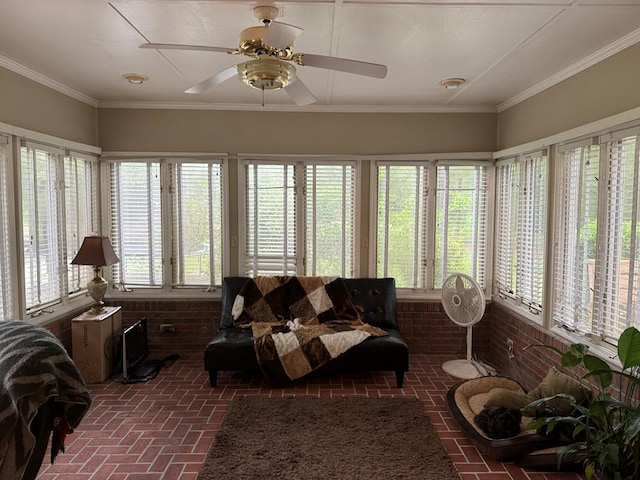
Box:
507;338;515;359
160;324;176;333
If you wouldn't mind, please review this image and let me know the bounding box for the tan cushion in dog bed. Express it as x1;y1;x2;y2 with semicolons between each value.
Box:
446;376;561;461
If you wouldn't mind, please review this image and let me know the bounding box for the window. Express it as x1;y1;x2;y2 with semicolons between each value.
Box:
434;164;489;289
242;160;357;277
107;158;224;290
21;142;98;312
494;151;548;314
376;163;428;289
169;161;223;287
0;135;13;319
375;162;489;291
554;127;640;343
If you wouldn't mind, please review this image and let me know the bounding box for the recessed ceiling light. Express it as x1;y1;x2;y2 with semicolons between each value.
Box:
122;73;149;84
439;78;465;90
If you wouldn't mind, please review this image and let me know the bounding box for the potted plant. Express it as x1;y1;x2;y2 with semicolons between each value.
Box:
525;326;640;480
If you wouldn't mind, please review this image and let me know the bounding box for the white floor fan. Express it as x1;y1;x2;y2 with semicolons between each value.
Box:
441;273;488;379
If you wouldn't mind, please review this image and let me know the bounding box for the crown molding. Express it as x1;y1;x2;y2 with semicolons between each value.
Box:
96;100;497;114
0;55;98;107
498;27;640;112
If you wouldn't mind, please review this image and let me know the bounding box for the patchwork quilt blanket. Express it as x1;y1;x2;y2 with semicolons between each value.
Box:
232;276;387;383
0;321;92;479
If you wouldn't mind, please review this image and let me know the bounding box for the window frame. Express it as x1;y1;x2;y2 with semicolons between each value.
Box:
103;154;228;299
237;155;361;278
19;141;100;316
551;127;640;346
493;149;549;320
0;134;17;320
370;155;493;299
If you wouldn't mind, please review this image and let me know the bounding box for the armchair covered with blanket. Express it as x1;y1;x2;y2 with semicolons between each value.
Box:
0;320;92;480
204;276;409;388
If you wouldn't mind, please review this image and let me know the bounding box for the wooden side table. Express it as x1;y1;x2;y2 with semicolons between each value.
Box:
72;306;122;383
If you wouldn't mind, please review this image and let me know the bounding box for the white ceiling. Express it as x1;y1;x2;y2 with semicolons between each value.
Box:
1;0;639;112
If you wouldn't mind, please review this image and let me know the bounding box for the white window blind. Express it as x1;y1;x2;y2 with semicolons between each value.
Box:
553;143;600;333
65;154;99;295
305;163;356;277
21;144;99;311
376;164;428;289
243;160;357;277
245;162;297;276
494;151;547;312
0;135;13;319
594;134;640;341
108;161;163;287
21;145;63;310
434;164;488;289
169;161;223;287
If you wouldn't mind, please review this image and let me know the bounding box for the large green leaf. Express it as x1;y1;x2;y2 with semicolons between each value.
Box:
562;343;590;367
583;354;613;388
618;327;640;371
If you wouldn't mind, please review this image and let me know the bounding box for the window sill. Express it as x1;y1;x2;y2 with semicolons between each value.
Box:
26;296;94;328
106;287;222;301
492;296;543;325
551;326;621;370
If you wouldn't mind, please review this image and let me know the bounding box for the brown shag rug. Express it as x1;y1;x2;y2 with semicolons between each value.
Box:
197;396;460;480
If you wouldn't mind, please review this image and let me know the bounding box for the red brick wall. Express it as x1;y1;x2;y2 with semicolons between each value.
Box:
397;301;491;356
108;300;219;356
483;302;571;391
42;298;561;387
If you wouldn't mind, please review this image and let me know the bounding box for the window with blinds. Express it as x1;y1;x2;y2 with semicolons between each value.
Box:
169;161;223;287
554;141;601;334
108;161;163;288
376;164;429;289
595;131;640;341
305;163;356;277
554;129;640;344
435;164;488;289
65;154;99;295
0;135;13;319
375;162;489;291
21;143;99;312
494;151;547;314
243;160;356;277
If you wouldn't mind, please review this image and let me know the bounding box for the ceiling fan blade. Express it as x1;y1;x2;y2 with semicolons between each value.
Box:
140;43;234;54
298;53;387;79
284;78;316;106
185;65;238;94
263;21;303;49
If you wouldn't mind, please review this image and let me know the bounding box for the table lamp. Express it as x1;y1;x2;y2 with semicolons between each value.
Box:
71;236;120;315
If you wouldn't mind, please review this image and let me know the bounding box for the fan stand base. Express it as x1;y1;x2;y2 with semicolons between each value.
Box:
442;359;482;380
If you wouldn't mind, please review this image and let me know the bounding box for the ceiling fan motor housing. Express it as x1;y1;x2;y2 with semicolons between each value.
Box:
238;58;296;90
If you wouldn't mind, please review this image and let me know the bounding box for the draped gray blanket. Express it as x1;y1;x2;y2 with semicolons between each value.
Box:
0;321;92;479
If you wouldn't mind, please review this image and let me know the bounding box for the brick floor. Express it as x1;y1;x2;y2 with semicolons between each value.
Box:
37;353;583;479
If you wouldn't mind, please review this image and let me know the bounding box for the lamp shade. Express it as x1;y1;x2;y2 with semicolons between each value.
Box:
71;236;120;266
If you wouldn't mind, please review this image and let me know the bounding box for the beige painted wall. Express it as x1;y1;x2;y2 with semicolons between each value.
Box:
97;109;497;154
0;67;97;145
498;42;640;150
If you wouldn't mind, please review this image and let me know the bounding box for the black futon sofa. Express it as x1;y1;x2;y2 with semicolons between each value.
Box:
204;277;409;388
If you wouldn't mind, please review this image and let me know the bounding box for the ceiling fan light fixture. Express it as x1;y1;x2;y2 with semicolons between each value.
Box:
238;58;296;90
253;5;279;24
440;78;465;90
123;73;148;84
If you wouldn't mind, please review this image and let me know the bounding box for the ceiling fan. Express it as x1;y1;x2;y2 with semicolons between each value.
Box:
140;5;387;105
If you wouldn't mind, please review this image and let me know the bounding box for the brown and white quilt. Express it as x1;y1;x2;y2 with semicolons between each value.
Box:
232;276;387;384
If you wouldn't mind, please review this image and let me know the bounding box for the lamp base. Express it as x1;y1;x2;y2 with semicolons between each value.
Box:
87;267;108;316
89;302;106;315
